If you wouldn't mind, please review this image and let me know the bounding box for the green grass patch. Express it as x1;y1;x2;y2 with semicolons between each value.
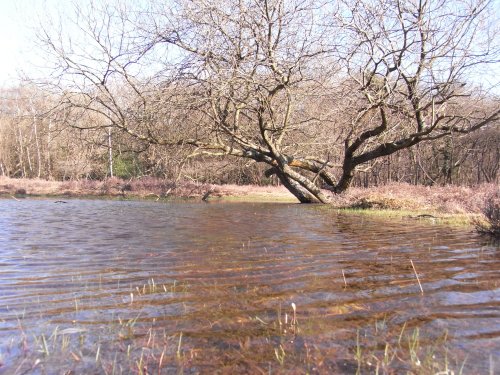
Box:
334;207;478;227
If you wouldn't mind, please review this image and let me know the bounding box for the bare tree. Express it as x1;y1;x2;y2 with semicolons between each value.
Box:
35;0;500;202
329;0;500;193
143;0;343;202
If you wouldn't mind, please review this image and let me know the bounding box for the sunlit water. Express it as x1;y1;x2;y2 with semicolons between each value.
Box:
0;199;498;374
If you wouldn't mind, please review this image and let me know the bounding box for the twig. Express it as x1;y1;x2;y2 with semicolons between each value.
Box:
342;269;347;288
410;259;424;294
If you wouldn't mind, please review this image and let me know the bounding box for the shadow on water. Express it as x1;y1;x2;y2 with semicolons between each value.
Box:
0;199;498;373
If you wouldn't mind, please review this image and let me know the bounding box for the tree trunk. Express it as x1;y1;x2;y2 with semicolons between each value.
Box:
333;161;355;194
47;119;52;179
33;114;42;178
108;127;114;178
266;167;316;203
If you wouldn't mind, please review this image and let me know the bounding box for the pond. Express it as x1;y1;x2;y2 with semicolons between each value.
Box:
0;199;498;374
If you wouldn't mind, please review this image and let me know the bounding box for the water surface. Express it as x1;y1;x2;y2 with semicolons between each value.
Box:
0;199;498;373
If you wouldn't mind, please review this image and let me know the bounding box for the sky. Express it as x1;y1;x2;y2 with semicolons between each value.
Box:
0;0;67;87
0;0;499;92
0;1;25;86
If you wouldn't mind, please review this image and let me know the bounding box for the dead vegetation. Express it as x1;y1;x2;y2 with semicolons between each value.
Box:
332;183;498;214
0;176;210;200
473;192;500;238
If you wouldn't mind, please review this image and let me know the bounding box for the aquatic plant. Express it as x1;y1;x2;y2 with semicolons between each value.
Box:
2;297;485;375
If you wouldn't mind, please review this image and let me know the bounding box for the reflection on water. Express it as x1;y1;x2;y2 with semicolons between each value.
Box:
0;199;498;373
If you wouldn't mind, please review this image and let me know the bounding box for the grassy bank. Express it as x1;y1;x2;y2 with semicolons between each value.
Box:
329;183;499;228
335;208;477;227
331;183;499;233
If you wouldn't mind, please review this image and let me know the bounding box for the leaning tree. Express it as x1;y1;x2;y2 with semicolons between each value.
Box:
37;0;500;202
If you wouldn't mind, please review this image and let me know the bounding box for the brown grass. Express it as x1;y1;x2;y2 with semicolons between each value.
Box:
0;176;296;202
0;176;212;199
473;191;500;238
332;182;498;214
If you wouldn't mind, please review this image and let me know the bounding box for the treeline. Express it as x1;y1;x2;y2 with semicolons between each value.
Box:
1;85;497;187
1;0;499;201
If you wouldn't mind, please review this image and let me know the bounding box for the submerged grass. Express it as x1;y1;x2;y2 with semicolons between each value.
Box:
3;285;480;374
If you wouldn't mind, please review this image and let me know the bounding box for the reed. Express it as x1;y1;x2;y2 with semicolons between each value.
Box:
410;259;424;294
176;332;183;360
274;344;286;366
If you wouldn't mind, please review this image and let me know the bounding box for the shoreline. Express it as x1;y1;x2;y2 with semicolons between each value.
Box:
1;176;496;227
0;176;297;203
